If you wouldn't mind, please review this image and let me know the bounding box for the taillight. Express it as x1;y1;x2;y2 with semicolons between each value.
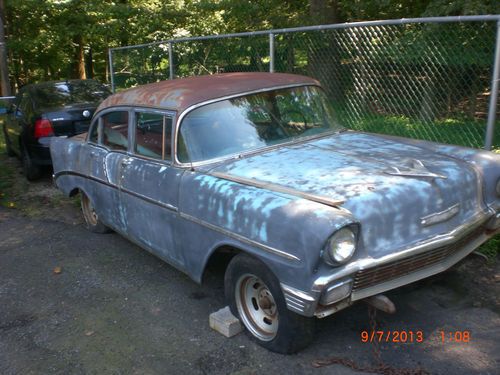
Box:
34;119;54;138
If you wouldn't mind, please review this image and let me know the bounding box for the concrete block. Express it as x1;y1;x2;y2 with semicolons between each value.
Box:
209;306;243;338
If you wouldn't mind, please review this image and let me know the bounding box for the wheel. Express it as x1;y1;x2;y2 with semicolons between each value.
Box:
225;254;315;354
21;146;41;180
81;192;111;233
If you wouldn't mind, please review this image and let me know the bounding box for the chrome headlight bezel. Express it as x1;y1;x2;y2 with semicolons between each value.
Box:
323;226;358;266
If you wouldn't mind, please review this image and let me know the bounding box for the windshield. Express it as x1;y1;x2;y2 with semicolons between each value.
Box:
178;85;342;163
32;81;111;108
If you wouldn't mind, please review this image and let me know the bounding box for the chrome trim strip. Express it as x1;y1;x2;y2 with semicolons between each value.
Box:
172;83;323;167
420;203;460;226
280;283;317;316
53;171;179;213
179;212;301;262
209;171;344;208
312;211;490;291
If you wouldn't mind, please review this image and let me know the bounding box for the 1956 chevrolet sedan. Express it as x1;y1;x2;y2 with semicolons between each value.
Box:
50;72;500;353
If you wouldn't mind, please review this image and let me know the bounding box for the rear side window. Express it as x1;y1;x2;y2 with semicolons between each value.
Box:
102;111;129;151
135;112;172;160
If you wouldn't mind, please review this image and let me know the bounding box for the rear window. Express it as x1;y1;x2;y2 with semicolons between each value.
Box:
32;81;111;108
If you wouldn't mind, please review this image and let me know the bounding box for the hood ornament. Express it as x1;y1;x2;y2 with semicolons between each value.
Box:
385;159;447;179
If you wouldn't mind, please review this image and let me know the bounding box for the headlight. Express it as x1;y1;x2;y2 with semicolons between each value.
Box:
323;227;357;265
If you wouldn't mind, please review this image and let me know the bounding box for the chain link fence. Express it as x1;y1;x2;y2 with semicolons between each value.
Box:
110;16;500;150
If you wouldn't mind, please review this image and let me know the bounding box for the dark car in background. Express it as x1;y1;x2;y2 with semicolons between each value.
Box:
2;79;111;180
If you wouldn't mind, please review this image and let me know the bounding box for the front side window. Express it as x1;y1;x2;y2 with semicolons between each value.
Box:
135;112;172;160
102;111;129;151
178;85;342;163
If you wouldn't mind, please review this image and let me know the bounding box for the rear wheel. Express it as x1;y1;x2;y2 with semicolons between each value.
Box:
81;192;111;233
21;146;41;181
225;254;315;354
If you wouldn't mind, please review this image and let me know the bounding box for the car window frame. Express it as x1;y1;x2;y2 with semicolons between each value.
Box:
87;106;133;154
88;106;176;163
132;107;176;164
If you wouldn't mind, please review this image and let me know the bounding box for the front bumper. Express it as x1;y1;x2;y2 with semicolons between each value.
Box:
281;210;500;318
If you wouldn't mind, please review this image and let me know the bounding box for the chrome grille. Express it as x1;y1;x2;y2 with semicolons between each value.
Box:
352;226;484;291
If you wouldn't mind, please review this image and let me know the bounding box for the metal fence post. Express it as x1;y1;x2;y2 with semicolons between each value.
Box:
169;41;174;79
485;20;500;150
269;33;275;73
108;48;115;93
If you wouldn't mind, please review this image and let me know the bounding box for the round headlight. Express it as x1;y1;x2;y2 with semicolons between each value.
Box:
323;227;357;265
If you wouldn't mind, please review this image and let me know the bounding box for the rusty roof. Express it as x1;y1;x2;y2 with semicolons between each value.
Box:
97;72;319;114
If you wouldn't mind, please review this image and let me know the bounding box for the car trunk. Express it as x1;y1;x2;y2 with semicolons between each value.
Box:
42;103;97;137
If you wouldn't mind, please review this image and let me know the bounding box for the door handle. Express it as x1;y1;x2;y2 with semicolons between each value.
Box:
121;158;132;166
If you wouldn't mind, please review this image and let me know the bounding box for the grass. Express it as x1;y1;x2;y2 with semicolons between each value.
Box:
0;125;18;209
0;116;497;260
336;110;500;152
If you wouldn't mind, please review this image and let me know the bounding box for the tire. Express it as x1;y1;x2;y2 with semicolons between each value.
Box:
21;146;41;181
225;254;315;354
81;192;111;234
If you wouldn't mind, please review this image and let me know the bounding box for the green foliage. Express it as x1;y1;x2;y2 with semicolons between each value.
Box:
3;0;498;87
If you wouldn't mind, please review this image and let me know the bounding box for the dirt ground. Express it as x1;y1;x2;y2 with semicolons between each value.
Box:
0;156;499;375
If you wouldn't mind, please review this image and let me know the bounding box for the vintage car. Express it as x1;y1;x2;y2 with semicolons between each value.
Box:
50;72;500;353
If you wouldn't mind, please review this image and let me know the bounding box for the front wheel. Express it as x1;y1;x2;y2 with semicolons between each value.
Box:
81;192;111;234
225;254;315;354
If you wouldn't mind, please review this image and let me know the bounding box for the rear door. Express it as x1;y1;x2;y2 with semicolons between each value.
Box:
83;108;130;232
118;109;185;268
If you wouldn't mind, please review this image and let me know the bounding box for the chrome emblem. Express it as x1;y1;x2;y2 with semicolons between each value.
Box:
386;159;447;179
82;110;91;118
420;203;460;226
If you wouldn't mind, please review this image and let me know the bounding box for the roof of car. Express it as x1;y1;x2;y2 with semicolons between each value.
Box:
96;72;319;114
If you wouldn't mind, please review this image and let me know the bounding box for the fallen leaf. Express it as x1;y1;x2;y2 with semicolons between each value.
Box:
84;330;94;336
7;202;15;208
53;266;62;274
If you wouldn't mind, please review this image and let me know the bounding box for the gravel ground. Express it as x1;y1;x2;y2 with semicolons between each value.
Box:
0;160;499;375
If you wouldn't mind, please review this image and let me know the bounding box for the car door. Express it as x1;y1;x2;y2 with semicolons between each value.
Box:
118;109;185;268
83;108;130;233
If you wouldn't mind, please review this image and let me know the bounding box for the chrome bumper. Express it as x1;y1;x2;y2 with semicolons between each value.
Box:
281;211;498;318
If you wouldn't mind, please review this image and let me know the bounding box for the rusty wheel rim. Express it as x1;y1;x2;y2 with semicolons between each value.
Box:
81;194;98;226
235;274;278;341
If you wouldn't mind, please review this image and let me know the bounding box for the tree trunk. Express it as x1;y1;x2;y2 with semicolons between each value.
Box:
0;0;11;96
74;35;86;79
86;46;94;79
307;0;344;101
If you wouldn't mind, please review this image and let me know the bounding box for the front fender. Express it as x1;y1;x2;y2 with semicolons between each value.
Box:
178;171;355;291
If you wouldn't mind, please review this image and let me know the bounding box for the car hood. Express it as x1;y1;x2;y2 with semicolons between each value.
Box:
210;132;485;257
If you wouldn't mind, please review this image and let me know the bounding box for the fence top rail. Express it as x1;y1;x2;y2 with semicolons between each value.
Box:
110;14;500;52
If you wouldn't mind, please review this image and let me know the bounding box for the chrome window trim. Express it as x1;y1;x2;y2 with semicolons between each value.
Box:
131;107;176;164
87;106;132;153
172;83;326;167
